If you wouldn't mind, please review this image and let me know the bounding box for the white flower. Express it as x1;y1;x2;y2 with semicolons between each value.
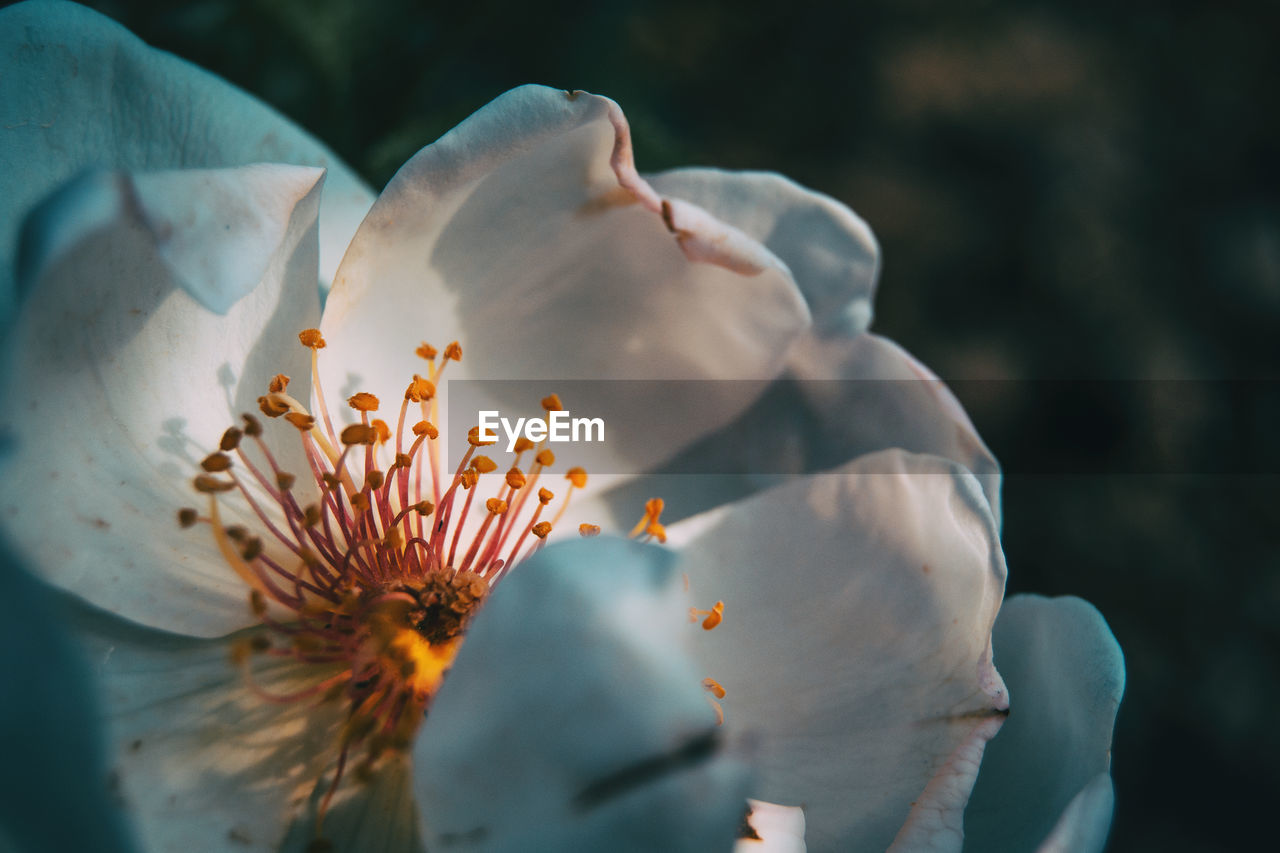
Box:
0;3;1123;852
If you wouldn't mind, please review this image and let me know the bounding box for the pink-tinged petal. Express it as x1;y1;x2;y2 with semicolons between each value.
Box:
593;332;1001;530
413;537;752;851
0;164;323;636
963;596;1124;853
648;168;880;337
0;0;373;317
319;85;809;473
669;450;1008;850
887;716;1004;853
735;800;807;853
70;602;347;853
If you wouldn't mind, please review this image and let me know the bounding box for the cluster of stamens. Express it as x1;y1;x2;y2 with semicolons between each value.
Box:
177;329;726;835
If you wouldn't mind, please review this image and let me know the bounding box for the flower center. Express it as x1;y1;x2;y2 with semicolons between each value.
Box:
178;330;610;820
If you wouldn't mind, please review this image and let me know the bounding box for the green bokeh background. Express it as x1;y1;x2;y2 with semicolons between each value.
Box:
65;0;1280;848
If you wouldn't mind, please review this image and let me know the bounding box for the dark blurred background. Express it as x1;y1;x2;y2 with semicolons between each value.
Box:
75;0;1280;849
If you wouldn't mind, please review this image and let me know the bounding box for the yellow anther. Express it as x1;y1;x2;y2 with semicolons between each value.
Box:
371;419;391;443
298;328;327;349
258;394;290;417
443;341;463;361
201;452;232;473
471;456;498;474
505;468;527;489
268;373;290;393
365;470;385;490
219;427;243;451
486;498;508;515
532;521;552;539
341;424;378;446
566;467;588;488
579;523;601;537
405;375;436;402
702;677;726;699
276;471;296;491
460;469;478;490
538;487;554;504
541;393;563;412
413;420;439;439
535;448;555;466
468;426;496;447
348;392;380;412
177;507;199;528
194;474;236;494
241;413;263;437
416;342;438;360
512;437;535;454
284;411;315;431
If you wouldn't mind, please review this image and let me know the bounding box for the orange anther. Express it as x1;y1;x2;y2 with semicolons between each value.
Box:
371;419;391;443
443;341;462;361
468;426;496;447
201;452;232;473
512;437;535;454
471;456;498;474
538;488;554;504
193;474;236;494
341;424;378;446
541;394;563;412
532;521;552;539
284;411;315;431
485;498;508;515
579;523;601;537
348;392;380;412
702;677;726;699
405;375;436;402
268;373;290;393
220;427;243;451
416;342;438;360
505;468;527;489
412;421;439;439
299;329;326;349
535;449;555;466
566;467;588;488
258;395;290;417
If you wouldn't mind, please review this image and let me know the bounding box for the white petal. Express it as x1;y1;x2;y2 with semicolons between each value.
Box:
1035;775;1115;853
70;602;347;853
0;0;373;317
0;164;323;636
670;450;1009;850
0;543;135;853
319;85;809;473
735;800;807;853
413;537;752;851
648;168;879;336
593;331;1001;531
962;596;1124;853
